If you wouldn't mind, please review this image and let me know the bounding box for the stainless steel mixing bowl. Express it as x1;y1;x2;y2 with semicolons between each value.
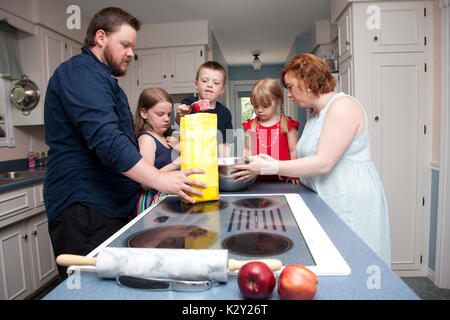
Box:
218;157;257;192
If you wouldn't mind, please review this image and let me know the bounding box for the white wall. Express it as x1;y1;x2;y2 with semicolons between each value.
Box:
0;0;87;42
136;19;210;49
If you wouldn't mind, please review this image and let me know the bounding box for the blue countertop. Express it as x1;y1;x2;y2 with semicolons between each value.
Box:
0;175;45;193
43;182;419;300
0;170;46;193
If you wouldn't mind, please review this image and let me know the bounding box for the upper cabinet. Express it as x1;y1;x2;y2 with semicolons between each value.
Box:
14;26;82;126
337;5;353;63
136;45;206;94
370;2;426;53
43;28;81;80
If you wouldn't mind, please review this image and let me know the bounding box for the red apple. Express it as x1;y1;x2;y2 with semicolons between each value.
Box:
237;261;276;299
277;264;318;300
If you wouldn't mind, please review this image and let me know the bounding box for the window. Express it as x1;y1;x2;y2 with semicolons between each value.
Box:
240;96;254;124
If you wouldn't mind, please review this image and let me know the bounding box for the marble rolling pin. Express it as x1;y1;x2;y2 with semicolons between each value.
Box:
56;247;282;283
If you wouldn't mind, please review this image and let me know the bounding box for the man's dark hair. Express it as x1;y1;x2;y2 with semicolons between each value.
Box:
84;7;141;47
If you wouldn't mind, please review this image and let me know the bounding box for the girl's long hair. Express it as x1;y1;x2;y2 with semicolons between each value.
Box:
249;78;288;133
134;88;174;137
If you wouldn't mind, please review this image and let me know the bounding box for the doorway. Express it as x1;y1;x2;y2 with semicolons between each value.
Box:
229;80;257;157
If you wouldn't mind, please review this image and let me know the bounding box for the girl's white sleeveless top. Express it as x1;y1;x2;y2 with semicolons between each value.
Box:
297;92;391;265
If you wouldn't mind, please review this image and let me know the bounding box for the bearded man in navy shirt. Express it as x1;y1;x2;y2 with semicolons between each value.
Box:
44;7;206;279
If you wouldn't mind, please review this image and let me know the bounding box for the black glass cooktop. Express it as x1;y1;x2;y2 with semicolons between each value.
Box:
107;195;315;266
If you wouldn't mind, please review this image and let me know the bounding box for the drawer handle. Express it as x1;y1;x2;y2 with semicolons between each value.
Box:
31;230;37;236
21;233;28;240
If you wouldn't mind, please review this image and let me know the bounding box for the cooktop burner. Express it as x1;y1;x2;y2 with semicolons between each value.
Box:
233;197;278;209
128;225;217;249
158;197;229;214
223;232;292;256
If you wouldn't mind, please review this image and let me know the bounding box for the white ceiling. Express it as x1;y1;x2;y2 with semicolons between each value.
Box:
57;0;331;66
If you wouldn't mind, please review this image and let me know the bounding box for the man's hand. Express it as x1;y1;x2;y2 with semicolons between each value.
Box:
158;168;207;203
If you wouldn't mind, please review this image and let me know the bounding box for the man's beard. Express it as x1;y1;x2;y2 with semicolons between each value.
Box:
104;44;128;77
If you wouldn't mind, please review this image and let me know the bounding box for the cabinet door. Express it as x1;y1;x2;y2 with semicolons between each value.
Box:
0;188;33;222
28;214;58;290
338;58;353;96
371;52;425;272
66;39;82;59
43;29;67;81
371;2;425;53
337;6;352;63
0;222;33;300
137;48;170;89
169;46;203;92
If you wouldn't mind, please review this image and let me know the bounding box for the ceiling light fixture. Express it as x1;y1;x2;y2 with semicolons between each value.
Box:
251;53;262;71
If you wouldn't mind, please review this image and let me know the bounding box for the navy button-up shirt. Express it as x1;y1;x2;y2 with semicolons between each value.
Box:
44;46;142;222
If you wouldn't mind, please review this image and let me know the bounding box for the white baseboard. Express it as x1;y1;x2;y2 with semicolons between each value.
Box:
393;269;427;277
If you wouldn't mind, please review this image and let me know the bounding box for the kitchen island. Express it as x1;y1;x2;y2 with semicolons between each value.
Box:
43;182;418;300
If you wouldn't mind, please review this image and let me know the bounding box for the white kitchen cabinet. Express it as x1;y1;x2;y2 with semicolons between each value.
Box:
334;1;433;276
0;221;33;300
371;52;426;273
370;2;426;53
0;183;58;300
14;26;82;126
313;20;337;47
27;213;57;291
42;27;81;85
337;5;352;63
337;56;353;96
136;45;206;94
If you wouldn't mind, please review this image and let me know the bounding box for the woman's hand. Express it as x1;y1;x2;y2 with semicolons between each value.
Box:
232;154;280;181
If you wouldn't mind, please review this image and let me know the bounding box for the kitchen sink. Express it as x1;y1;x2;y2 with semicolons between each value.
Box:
0;170;45;185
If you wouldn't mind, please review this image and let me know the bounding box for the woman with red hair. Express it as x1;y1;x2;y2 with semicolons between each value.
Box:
234;53;391;265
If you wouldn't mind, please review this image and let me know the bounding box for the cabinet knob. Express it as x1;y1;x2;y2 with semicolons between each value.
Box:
163;75;167;78
31;230;37;236
21;233;28;240
171;74;174;78
374;115;380;122
374;36;379;41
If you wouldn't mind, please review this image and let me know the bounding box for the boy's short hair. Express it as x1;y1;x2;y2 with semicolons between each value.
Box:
196;61;227;85
84;7;141;48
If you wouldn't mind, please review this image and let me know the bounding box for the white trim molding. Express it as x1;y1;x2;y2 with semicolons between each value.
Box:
436;0;450;289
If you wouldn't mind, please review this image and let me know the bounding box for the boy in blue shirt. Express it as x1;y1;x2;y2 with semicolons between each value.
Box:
176;61;233;157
